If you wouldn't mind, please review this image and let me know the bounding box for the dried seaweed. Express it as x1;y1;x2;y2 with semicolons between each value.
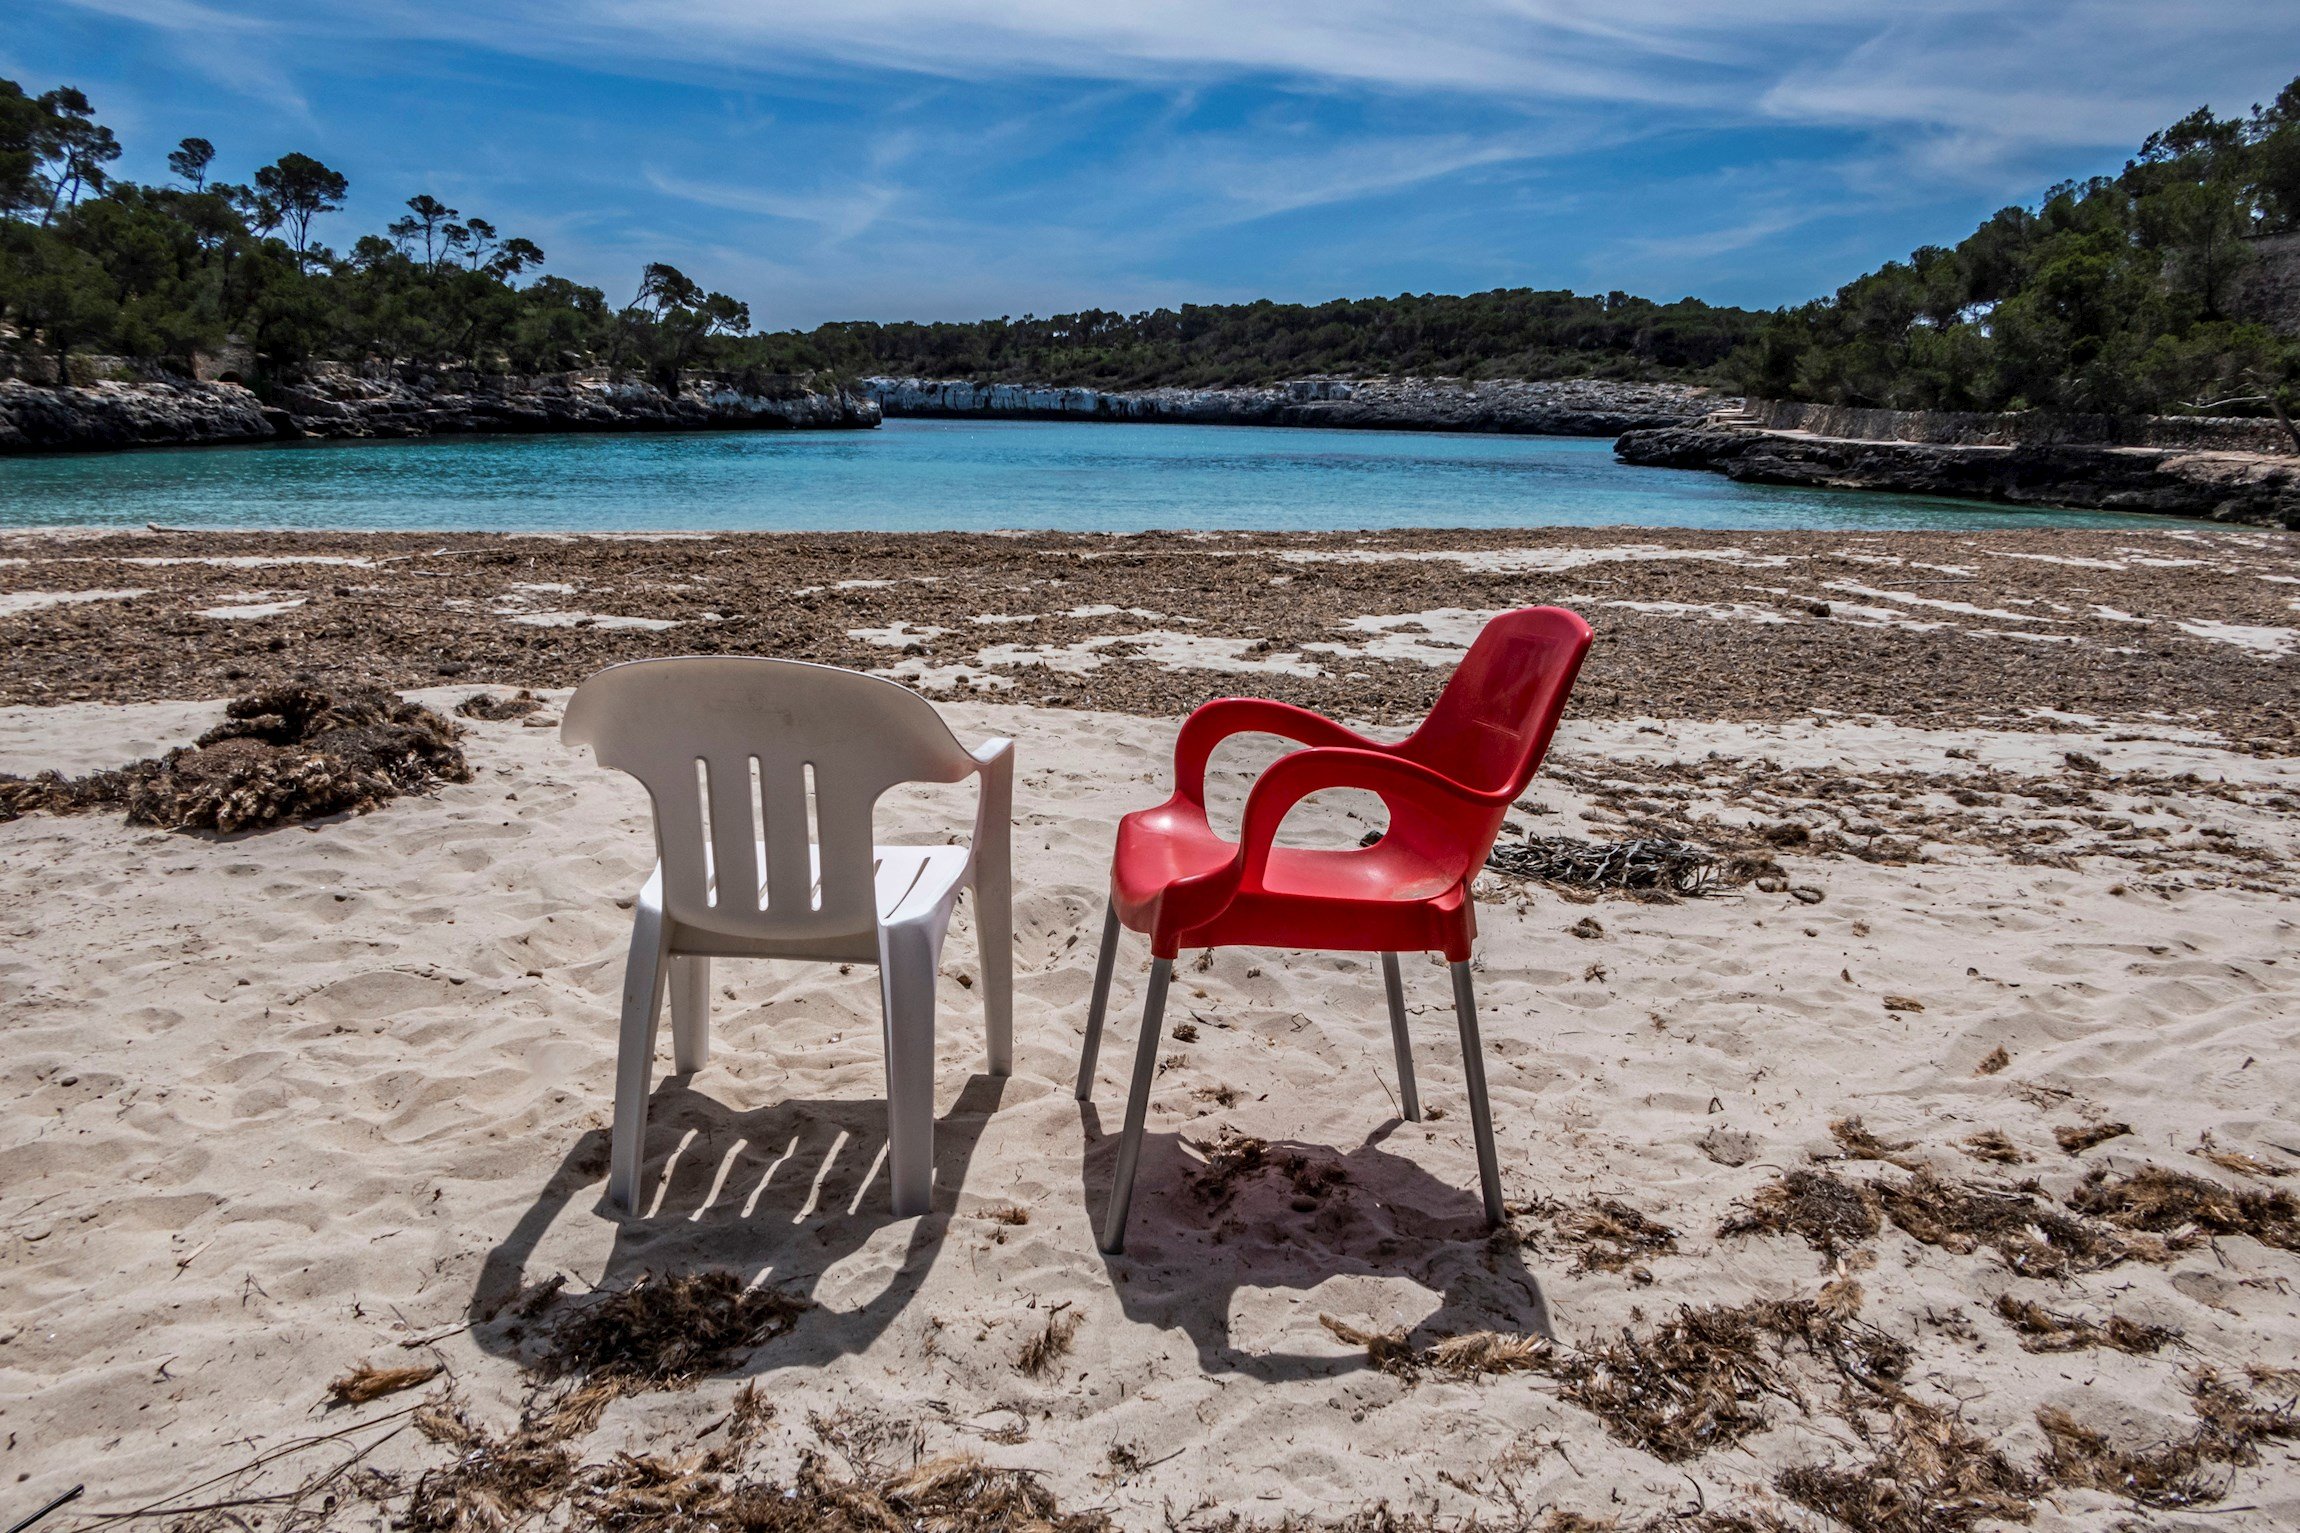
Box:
325;1361;442;1407
1778;1395;2039;1533
1876;1169;2144;1278
0;684;468;833
2068;1164;2300;1251
1540;1196;1680;1275
1548;1295;1909;1462
1317;1315;1548;1380
455;689;541;721
1014;1305;1081;1378
1959;1129;2027;1165
534;1269;810;1390
1829;1117;1925;1171
1719;1168;1881;1258
2038;1369;2300;1509
1993;1294;2176;1356
1485;835;1722;896
2054;1121;2131;1155
1182;1130;1346;1215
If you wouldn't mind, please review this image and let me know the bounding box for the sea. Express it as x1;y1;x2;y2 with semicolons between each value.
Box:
0;418;2177;532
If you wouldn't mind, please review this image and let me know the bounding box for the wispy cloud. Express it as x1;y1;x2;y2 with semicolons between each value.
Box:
641;168;899;244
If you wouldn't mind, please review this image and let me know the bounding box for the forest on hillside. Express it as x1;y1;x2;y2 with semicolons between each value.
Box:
3;73;2298;420
1733;78;2300;418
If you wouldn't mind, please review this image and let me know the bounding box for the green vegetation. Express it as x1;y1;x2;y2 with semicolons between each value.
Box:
743;291;1761;387
4;72;2298;428
0;78;753;388
1736;77;2300;422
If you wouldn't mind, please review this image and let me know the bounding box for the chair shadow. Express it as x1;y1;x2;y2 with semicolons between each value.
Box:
470;1072;1008;1373
1077;1105;1555;1383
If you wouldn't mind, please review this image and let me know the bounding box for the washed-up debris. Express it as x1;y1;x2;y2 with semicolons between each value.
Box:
1318;1314;1549;1380
2069;1165;2300;1251
0;684;469;833
1720;1168;1881;1258
533;1269;810;1391
326;1361;443;1407
1550;1291;1909;1462
1777;1394;2038;1533
1960;1129;2027;1164
1014;1305;1080;1378
455;688;542;720
2055;1121;2131;1155
1994;1294;2176;1355
1485;835;1722;896
2039;1368;2300;1509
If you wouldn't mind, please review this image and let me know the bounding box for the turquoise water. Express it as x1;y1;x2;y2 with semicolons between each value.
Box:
0;418;2172;531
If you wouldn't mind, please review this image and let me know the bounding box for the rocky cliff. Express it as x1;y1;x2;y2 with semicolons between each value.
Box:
0;365;879;454
1615;424;2300;529
866;375;1711;436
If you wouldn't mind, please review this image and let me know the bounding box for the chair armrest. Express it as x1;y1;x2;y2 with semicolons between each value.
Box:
967;736;1014;886
1234;747;1501;891
1171;697;1381;803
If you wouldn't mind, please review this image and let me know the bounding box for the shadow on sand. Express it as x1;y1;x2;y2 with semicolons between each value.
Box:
1076;1104;1555;1383
469;1072;1008;1371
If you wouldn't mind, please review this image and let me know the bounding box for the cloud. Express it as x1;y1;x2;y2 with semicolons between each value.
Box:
641;168;899;243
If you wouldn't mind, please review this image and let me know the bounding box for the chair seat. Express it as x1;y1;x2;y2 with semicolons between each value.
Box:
670;842;975;960
1110;802;1468;954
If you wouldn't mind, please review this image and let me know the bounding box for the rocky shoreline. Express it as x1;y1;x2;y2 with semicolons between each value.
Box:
1616;423;2300;530
865;374;1711;435
0;365;880;454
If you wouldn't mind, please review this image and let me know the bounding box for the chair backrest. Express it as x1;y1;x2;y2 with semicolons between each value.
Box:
1397;606;1594;799
562;657;977;943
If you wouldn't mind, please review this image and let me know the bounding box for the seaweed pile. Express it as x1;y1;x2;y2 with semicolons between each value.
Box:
1484;834;1723;896
0;684;468;833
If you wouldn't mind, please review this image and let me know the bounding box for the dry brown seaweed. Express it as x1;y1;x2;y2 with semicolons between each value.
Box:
325;1360;443;1407
1719;1168;1881;1257
1777;1395;2039;1533
1993;1294;2176;1356
2054;1121;2131;1155
534;1269;809;1390
2038;1368;2300;1509
1317;1315;1548;1380
2067;1164;2300;1251
455;688;542;720
1485;834;1722;896
0;683;469;833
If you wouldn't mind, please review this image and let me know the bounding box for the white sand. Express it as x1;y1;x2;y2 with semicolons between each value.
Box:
2;695;2297;1526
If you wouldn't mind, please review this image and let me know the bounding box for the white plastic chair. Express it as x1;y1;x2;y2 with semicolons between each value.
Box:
561;657;1013;1217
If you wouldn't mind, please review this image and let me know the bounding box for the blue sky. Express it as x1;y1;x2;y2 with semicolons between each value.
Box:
9;2;2300;329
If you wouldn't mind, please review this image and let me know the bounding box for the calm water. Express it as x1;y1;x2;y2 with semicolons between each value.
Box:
0;418;2171;531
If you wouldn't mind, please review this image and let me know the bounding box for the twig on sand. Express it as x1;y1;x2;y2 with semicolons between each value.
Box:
5;1484;83;1533
80;1404;424;1523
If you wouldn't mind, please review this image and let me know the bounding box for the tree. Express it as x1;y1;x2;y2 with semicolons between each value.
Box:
167;137;214;191
252;152;346;268
32;86;120;224
387;194;454;270
0;78;48;218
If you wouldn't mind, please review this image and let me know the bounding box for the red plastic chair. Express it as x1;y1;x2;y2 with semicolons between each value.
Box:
1076;605;1593;1252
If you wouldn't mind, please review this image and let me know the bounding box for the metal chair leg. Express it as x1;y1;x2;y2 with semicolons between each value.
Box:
1381;951;1421;1122
1450;960;1505;1227
1098;956;1172;1254
1075;900;1121;1101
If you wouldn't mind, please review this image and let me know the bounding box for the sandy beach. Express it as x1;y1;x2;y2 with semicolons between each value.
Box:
3;527;2298;1528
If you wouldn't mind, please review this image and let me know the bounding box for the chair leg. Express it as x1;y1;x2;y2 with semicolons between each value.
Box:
978;879;1014;1079
1381;952;1421;1123
1099;956;1171;1255
1449;960;1506;1227
878;920;940;1218
608;884;672;1215
1074;900;1121;1102
669;955;710;1073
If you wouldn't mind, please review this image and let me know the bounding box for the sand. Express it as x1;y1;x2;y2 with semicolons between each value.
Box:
3;683;2296;1528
